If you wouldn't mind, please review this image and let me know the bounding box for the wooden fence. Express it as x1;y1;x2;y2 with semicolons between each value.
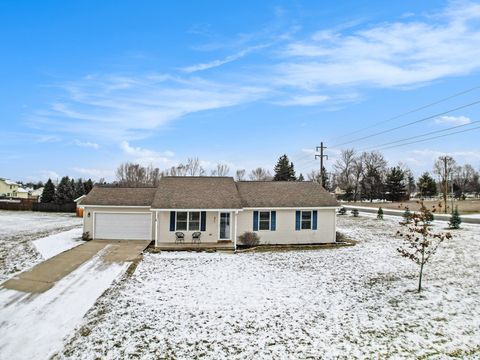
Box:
0;199;76;213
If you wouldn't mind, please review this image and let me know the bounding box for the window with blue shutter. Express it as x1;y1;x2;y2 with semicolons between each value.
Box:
295;211;301;231
169;211;176;231
270;211;276;231
253;211;259;231
200;211;206;231
312;210;318;230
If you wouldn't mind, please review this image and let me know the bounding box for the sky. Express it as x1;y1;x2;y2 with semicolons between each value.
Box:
2;0;480;182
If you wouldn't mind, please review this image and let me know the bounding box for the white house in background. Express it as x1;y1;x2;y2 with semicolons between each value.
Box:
80;177;339;248
0;178;20;198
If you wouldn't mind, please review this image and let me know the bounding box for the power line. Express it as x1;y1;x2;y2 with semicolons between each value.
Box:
331;99;480;148
372;124;480;151
360;120;480;151
329;85;480;143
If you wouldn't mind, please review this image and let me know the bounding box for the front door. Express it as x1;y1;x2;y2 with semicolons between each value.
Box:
219;212;231;240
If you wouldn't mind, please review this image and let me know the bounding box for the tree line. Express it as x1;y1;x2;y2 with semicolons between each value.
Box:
40;177;94;204
331;149;480;202
112;152;480;203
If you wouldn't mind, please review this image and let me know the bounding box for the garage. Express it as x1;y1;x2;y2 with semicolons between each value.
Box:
94;212;152;240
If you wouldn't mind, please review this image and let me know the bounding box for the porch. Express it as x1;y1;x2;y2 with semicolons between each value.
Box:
153;209;240;248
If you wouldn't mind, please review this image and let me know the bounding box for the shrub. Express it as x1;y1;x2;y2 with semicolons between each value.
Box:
449;206;462;229
82;231;91;241
377;207;384;220
238;231;260;247
351;209;359;217
336;231;346;242
338;207;347;215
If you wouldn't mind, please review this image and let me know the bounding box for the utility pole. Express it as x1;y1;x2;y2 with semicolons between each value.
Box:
440;156;449;214
315;142;328;187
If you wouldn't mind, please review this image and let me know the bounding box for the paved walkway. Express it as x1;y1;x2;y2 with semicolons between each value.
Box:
2;240;150;293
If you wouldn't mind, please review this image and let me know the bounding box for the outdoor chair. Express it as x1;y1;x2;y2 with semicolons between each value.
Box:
175;232;185;243
192;232;201;244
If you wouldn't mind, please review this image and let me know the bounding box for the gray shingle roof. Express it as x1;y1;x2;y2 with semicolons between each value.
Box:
81;187;157;206
81;178;338;208
151;177;243;209
235;181;338;208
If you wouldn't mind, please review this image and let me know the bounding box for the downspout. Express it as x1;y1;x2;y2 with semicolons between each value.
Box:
234;210;238;253
155;211;158;247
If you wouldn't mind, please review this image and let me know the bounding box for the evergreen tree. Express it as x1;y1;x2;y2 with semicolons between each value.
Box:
273;154;296;181
417;172;437;197
74;179;86;199
377;207;384;220
449;206;462;229
338;207;347;215
351;208;359;217
361;167;383;201
297;173;305;181
385;167;407;202
55;176;75;204
84;179;94;193
41;179;55;203
321;166;330;190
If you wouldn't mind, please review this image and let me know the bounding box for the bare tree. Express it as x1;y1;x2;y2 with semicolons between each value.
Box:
249;167;272;181
397;201;452;292
235;169;246;181
333;149;356;189
186;157;202;176
307;170;320;183
115;162;161;187
454;164;476;197
434;156;457;213
215;163;230;176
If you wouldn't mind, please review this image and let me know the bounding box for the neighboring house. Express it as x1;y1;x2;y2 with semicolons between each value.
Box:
81;177;339;248
30;187;44;201
0;178;20;198
15;187;29;199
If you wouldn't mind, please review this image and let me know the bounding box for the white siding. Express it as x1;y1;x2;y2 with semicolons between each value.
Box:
236;209;336;244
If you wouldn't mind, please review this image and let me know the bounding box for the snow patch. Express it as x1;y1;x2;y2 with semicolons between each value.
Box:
33;228;84;260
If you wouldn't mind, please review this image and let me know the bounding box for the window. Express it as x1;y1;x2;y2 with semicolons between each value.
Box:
175;211;202;231
176;212;188;231
188;212;200;231
301;211;312;230
259;211;270;230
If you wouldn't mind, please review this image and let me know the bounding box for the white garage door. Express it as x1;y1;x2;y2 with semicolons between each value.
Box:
94;213;152;240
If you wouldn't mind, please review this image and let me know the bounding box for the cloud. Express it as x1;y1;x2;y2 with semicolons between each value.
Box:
120;141;175;166
71;167;114;179
34;75;268;141
274;94;329;106
181;44;270;73
434;115;471;126
39;170;60;181
276;2;480;89
74;139;100;149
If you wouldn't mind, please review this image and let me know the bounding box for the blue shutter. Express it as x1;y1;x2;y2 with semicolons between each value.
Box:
312;210;318;230
270;211;276;231
200;211;206;231
295;211;301;231
253;211;259;231
169;211;176;231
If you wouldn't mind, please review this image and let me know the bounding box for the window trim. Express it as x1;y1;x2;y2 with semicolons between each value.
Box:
175;211;203;232
301;210;312;230
257;211;271;231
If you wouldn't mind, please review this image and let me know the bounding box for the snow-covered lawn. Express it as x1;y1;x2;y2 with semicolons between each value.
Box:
0;210;82;281
33;228;84;260
56;215;480;359
0;246;129;360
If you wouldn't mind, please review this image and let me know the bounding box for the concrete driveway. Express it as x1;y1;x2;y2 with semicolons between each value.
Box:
2;240;150;293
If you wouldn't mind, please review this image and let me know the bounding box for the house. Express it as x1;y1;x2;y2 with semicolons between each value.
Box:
30;187;44;201
81;177;339;248
0;178;20;198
